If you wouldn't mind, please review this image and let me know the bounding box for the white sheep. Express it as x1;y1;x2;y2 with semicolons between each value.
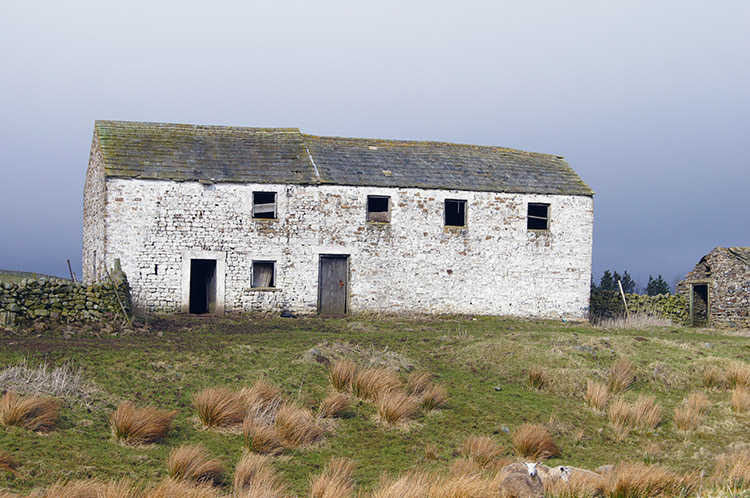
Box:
498;462;544;498
501;463;572;486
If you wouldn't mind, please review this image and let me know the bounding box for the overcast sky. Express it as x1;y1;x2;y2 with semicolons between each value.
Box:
1;1;748;291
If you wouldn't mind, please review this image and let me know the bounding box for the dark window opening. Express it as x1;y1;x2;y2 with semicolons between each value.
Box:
189;259;216;314
527;203;550;230
252;261;275;288
691;284;709;327
253;192;276;219
367;196;390;223
154;264;158;276
444;199;467;227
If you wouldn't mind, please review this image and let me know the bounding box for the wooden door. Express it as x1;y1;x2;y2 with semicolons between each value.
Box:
318;255;348;315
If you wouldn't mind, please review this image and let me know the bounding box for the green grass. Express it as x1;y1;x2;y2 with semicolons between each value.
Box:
0;269;66;284
0;314;749;495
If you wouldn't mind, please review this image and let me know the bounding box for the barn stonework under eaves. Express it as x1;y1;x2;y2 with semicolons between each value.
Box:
83;120;594;317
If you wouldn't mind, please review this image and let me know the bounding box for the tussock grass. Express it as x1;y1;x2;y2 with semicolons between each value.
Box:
274;403;324;447
40;479;108;498
548;470;606;498
310;457;357;498
459;435;504;468
703;367;727;389
0;359;98;404
233;452;287;497
674;393;709;431
731;387;750;412
317;392;351;419
351;367;401;401
193;387;246;428
609;398;632;441
687;392;710;414
373;390;419;425
330;361;358;393
0;450;20;477
166;444;224;484
608;358;636;394
407;371;434;395
0;391;59;432
713;449;750;489
240;378;284;418
585;379;609;411
596;314;673;329
424;444;439;461
630;395;663;430
418;384;447;411
607;462;699;498
242;416;285;455
110;401;177;445
370;472;432;498
726;362;750;389
528;366;549;390
512;423;560;459
449;457;483;476
144;478;220;498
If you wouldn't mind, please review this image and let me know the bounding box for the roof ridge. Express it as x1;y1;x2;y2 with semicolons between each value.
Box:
95;120;301;134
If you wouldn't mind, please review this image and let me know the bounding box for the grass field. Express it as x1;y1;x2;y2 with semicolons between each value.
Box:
1;314;750;496
0;270;66;284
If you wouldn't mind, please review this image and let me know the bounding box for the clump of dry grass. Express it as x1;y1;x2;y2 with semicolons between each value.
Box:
374;390;419;425
0;450;20;477
233;452;287;497
424;444;439;461
193;387;246;428
607;462;699;498
242;416;285;455
370;472;432;498
310;457;357;498
449;458;483;476
166;444;224;484
351;367;401;401
0;391;60;432
688;392;710;414
596;314;672;329
407;371;434;395
674;393;710;431
317;392;351;419
630;395;662;430
459;435;504;468
703;366;727;389
40;479;108;498
512;423;560;459
585;379;609;410
274;403;324;447
608;358;636;394
548;470;606;498
528;366;549;390
110;401;177;445
713;449;750;489
144;479;220;498
608;398;632;442
330;361;358;393
726;362;750;389
240;378;284;420
418;384;447;411
731;387;750;412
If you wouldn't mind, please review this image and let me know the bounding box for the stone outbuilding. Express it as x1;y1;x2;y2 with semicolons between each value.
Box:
83;120;594;318
677;247;750;328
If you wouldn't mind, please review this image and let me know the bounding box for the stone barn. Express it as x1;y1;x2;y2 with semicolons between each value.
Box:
83;120;594;318
677;247;750;328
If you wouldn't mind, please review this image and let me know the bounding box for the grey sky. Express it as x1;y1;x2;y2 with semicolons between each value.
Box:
1;1;748;290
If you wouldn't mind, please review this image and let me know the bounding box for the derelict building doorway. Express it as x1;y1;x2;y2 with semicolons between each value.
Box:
690;283;709;327
189;259;217;314
318;255;349;315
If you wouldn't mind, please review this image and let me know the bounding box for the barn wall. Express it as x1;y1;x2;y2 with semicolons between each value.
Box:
96;179;593;318
82;134;107;283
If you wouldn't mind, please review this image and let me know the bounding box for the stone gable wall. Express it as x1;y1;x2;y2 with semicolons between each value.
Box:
85;178;593;318
82;133;107;283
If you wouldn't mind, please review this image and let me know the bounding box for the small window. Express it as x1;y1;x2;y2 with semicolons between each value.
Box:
527;203;550;230
444;199;466;227
253;192;276;219
367;195;390;223
252;261;275;288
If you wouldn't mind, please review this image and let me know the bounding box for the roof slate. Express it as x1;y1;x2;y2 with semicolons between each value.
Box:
94;120;593;196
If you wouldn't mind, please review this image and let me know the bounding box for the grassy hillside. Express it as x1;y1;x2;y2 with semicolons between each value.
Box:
1;315;749;496
0;270;67;284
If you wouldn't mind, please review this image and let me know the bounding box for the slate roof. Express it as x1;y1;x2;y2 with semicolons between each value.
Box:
94;120;593;196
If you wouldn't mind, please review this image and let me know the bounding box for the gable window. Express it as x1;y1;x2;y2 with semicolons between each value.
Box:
252;261;275;288
527;203;550;230
252;192;276;219
444;199;466;227
367;195;390;223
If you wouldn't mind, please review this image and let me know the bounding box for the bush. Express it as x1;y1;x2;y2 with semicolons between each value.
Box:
511;423;560;459
110;401;177;445
193;387;246;428
166;444;224;484
0;391;59;432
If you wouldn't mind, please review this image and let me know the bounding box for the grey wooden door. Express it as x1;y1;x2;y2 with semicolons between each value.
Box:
318;255;348;315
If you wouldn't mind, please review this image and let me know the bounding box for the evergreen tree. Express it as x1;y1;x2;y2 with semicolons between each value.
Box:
646;274;671;296
599;270;615;291
620;271;636;294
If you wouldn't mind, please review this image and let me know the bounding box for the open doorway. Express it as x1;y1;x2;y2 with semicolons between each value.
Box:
690;283;709;327
189;259;217;314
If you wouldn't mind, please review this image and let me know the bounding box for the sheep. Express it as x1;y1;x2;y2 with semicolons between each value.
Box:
498;462;544;498
565;467;607;492
501;463;572;486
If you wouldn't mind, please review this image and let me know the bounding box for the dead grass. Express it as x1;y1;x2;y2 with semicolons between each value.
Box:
0;391;60;432
713;449;750;489
607;462;699;498
373;390;419;425
512;423;561;459
317;392;351;419
310;457;357;498
424;444;439;461
330;361;358;393
240;378;284;419
449;458;483;476
726;362;750;389
193;387;246;428
110;401;177;445
40;479;107;498
274;403;324;447
459;435;504;468
351;367;401;401
166;444;224;484
687;392;710;414
548;471;606;498
703;367;727;389
144;478;220;498
242;416;285;455
0;359;99;405
595;314;673;329
585;379;609;411
608;358;636;394
608;398;632;442
731;387;750;412
407;371;434;395
674;393;709;431
0;450;20;477
233;452;287;497
370;472;432;498
528;366;549;390
630;395;663;430
418;384;447;411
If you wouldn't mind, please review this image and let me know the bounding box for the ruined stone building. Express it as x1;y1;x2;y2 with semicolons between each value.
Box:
677;247;750;328
83;121;594;317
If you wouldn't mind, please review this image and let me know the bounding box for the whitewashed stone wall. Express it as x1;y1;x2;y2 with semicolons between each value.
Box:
85;177;593;318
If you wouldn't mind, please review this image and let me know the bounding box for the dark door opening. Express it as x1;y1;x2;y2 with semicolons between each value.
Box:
318;255;349;315
691;283;709;327
190;259;217;314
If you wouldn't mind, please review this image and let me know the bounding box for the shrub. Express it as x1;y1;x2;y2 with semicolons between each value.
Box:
110;401;177;445
0;450;20;477
407;371;434;395
310;457;357;498
585;379;609;410
330;361;358;393
608;358;636;394
274;403;324;447
166;444;224;484
242;416;285;455
512;423;560;459
731;387;750;412
373;390;419;425
703;367;727;389
144;479;220;498
607;462;699;498
233;452;287;496
351;367;401;401
193;387;246;428
528;366;549;390
419;384;447;411
714;449;750;489
459;435;504;468
317;392;351;419
0;391;59;432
